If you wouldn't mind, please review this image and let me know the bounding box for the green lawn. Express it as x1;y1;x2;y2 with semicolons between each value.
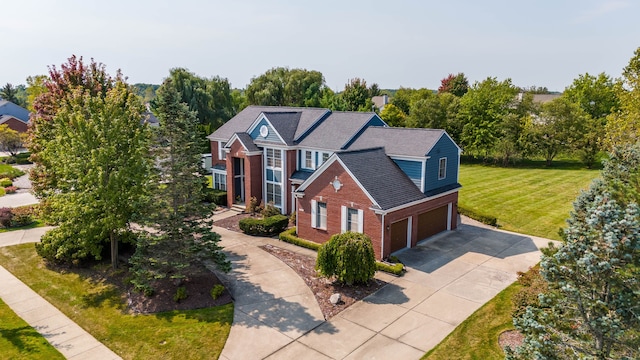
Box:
0;298;64;360
0;244;233;360
423;281;521;359
459;163;600;240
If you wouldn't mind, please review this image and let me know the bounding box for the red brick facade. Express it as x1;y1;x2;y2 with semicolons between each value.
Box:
297;160;458;260
210;140;226;166
225;139;263;207
0;117;28;133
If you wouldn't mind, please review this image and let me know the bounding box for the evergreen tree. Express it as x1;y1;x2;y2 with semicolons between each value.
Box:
509;144;640;359
130;79;230;294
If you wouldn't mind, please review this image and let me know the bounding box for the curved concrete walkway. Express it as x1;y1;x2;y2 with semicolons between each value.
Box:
0;228;121;359
214;211;556;359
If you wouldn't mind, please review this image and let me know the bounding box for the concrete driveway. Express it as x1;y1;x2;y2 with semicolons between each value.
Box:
263;218;555;359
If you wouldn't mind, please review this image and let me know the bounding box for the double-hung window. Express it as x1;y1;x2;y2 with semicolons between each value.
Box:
303;150;314;170
341;206;363;233
213;172;226;191
265;148;283;209
438;157;447;180
311;200;327;230
319;152;331;166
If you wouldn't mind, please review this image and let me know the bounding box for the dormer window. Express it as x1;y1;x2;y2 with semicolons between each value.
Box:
302;150;314;170
438;157;447;180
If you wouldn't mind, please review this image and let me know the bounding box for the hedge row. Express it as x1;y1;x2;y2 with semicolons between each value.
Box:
239;215;289;236
279;227;322;251
204;189;227;206
278;227;405;276
458;206;497;227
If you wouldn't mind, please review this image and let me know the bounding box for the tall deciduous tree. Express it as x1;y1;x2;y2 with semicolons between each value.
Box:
458;77;519;158
246;67;327;107
130;79;230;294
604;47;640;149
0;125;24;156
340;77;380;112
509;144;640;360
30;56;153;269
533;97;587;166
406;92;461;138
379;103;406;127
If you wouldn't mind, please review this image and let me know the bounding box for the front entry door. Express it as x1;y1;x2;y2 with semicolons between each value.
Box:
233;157;245;203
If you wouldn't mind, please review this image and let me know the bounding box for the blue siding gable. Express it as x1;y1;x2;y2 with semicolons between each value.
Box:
424;134;459;192
392;159;422;189
249;117;284;144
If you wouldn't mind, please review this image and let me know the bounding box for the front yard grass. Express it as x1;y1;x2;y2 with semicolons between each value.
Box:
459;163;599;240
0;298;64;359
0;244;233;360
423;280;521;359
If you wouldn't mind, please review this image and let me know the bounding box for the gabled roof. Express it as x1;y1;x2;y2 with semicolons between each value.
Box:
297;147;427;211
207;105;329;142
347;126;456;157
226;132;260;152
255;111;301;146
297;112;384;151
0;115;27;125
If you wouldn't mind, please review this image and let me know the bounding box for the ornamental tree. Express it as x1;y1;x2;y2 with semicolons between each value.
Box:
31;56;153;269
316;232;376;285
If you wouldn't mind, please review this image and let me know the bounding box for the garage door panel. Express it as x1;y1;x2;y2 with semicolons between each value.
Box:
417;205;448;240
390;218;408;253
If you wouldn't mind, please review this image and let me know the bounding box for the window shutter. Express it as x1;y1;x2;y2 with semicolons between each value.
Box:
357;209;364;233
311;200;317;228
341;206;347;233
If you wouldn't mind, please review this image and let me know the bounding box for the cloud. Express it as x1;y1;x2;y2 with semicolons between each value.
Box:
573;0;631;24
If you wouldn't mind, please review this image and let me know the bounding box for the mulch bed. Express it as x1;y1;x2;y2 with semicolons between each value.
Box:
260;243;386;319
127;273;233;314
214;212;253;232
498;329;524;351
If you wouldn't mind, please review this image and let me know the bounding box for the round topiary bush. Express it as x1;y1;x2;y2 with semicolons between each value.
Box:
316;232;376;285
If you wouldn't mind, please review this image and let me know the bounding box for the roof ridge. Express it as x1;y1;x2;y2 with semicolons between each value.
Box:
337;146;385;155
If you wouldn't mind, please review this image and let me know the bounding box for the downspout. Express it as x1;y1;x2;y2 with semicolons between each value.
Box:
380;213;386;261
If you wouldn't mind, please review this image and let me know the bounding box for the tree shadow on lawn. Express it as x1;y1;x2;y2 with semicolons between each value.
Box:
209;249;337;336
0;325;64;354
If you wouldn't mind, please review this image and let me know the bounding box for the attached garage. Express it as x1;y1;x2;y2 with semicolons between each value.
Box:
389;218;409;253
417;205;449;241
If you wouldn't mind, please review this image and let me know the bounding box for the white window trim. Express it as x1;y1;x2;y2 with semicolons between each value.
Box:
212;169;227;191
264;148;284;211
438;157;447;180
311;199;317;228
218;141;226;160
341;206;363;233
302;150;315;170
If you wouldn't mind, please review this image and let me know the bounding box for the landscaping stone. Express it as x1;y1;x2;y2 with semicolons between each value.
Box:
330;293;341;305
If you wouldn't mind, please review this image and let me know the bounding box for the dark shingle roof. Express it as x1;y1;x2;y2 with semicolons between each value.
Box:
290;170;314;182
298;112;380;150
258;112;301;146
233;132;260;152
207;105;329;142
347;126;445;157
337;147;426;210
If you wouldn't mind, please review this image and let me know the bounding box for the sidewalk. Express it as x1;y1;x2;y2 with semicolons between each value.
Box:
0;228;121;360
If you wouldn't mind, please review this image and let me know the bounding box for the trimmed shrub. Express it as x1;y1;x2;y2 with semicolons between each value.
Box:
376;261;404;276
512;265;547;319
239;215;289;236
0;167;23;179
173;286;188;303
261;203;281;217
4;186;16;194
458;206;497;227
203;189;227;206
0;178;12;187
279;227;322;251
0;188;5;197
11;206;34;227
0;207;13;228
210;284;225;300
316;232;376;285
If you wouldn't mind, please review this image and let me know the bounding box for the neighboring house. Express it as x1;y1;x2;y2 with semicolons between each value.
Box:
207;106;461;259
516;92;561;105
0;100;29;132
371;94;389;111
0;115;28;132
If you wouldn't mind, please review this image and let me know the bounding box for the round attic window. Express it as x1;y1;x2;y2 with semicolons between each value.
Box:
259;125;269;138
332;178;342;192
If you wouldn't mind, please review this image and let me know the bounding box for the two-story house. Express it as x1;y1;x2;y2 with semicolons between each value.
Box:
207;106;461;259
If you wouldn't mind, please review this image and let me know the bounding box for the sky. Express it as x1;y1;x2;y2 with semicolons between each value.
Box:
1;0;639;92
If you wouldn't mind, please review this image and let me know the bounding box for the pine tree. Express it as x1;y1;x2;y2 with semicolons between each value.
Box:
130;79;230;294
